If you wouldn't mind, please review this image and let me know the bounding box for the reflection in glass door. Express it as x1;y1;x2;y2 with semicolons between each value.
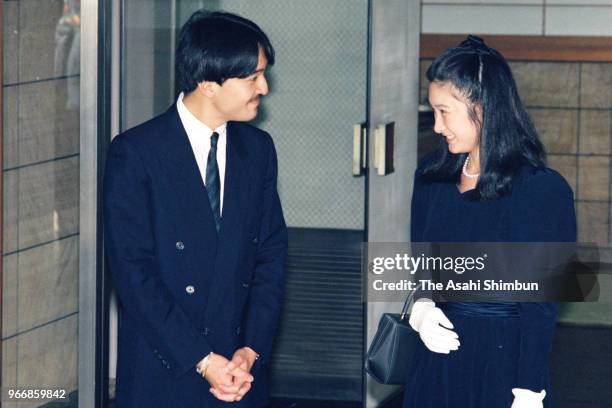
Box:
2;0;82;405
117;0;368;403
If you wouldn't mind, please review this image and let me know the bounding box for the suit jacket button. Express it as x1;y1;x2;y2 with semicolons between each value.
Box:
185;285;195;294
242;282;250;288
176;241;185;250
235;326;241;335
203;327;210;336
252;237;258;244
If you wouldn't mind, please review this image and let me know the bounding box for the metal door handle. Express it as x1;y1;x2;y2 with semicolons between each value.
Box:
374;122;394;176
353;123;367;176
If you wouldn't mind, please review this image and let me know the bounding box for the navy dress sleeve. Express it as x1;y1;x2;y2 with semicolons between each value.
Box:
411;171;431;243
410;161;437;301
411;154;438;243
510;168;577;391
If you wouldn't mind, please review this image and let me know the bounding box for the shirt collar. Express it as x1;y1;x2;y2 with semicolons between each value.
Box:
177;92;227;138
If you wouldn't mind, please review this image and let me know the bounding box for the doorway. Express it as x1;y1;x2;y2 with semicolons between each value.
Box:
109;1;420;406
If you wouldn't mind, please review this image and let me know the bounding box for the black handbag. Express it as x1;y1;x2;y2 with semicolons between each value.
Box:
364;286;420;385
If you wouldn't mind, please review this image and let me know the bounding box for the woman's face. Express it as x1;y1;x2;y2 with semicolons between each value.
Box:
428;81;481;156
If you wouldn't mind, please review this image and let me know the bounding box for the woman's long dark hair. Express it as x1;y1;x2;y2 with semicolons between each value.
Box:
421;35;546;200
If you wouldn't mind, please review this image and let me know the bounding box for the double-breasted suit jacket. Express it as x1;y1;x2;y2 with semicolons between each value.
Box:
104;105;288;407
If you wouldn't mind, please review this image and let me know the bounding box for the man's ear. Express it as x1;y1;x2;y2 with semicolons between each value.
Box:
197;81;219;98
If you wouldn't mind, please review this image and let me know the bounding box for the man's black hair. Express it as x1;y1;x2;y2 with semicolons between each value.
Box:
176;10;275;93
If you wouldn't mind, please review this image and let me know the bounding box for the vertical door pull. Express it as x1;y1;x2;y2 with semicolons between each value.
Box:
353;123;367;176
374;122;395;176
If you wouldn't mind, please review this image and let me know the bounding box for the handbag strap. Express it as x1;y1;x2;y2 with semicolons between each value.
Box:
399;282;422;321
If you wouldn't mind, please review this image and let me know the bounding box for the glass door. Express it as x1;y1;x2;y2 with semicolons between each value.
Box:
2;1;84;406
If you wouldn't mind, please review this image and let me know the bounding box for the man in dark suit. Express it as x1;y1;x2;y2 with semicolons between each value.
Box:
104;10;287;407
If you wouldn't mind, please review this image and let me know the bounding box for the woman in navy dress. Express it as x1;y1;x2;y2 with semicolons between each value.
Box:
403;36;576;408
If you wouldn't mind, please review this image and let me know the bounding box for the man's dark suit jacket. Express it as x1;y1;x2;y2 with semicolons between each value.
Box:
104;105;288;407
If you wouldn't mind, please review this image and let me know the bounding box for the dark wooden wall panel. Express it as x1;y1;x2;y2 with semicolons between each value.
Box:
422;34;612;62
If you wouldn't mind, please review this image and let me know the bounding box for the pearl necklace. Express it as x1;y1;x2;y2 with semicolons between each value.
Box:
462;155;480;178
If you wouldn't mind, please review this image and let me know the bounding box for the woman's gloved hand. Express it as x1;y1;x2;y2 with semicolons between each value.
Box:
408;299;460;354
511;388;546;408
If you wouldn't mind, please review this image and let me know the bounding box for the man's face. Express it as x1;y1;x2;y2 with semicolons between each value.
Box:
211;47;269;123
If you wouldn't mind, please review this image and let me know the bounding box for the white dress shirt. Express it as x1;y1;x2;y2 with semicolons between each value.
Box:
176;92;227;214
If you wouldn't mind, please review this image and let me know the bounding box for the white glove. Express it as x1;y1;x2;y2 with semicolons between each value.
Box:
511;388;546;408
408;299;460;354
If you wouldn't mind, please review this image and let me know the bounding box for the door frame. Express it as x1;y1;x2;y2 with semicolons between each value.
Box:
365;1;421;406
0;2;5;392
78;1;113;407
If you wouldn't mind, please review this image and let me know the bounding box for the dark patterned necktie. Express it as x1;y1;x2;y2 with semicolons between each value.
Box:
205;132;221;232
